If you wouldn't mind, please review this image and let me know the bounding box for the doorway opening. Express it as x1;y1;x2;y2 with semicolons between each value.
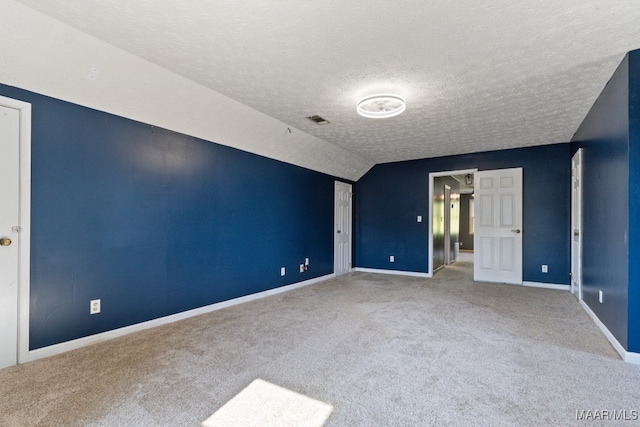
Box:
428;169;476;276
430;167;523;284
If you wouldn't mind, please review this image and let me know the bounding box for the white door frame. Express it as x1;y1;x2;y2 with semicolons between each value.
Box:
444;184;451;265
428;168;477;276
571;149;583;299
0;95;31;365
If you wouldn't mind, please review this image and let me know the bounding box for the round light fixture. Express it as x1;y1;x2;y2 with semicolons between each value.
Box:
357;94;406;119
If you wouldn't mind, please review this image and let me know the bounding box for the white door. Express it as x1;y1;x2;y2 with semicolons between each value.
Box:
571;149;583;299
473;168;523;284
0;104;20;368
334;181;352;275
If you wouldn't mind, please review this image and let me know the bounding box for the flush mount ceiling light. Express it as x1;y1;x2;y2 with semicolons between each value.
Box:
357;94;406;119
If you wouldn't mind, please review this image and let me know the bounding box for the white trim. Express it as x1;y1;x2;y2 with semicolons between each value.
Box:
0;95;32;365
444;184;451;265
626;351;640;365
428;168;477;276
579;299;640;364
24;274;334;363
354;267;431;278
522;281;570;291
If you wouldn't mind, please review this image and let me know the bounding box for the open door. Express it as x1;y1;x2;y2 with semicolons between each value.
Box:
473;168;523;284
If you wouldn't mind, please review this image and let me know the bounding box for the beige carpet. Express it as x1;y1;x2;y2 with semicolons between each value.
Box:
1;256;639;426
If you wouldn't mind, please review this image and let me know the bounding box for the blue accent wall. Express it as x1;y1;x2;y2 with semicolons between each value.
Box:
5;50;639;355
0;83;342;350
571;54;630;349
355;144;571;284
627;51;640;353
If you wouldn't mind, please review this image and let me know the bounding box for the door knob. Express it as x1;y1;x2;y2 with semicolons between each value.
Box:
0;237;11;246
337;230;341;234
574;231;580;237
510;229;521;234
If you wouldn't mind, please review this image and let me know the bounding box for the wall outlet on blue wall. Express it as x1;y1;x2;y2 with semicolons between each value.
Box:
541;265;548;273
390;256;395;263
281;267;285;276
90;299;101;315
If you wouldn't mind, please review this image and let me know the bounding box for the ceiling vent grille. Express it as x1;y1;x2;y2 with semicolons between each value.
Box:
307;115;330;125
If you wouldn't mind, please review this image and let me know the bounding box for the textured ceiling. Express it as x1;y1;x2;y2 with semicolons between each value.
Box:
14;0;640;165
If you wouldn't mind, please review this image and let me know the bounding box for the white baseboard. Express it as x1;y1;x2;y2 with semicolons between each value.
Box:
522;281;570;291
626;351;640;364
354;267;431;278
580;299;640;364
25;274;335;363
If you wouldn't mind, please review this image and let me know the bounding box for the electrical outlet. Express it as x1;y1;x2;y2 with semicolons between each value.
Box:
417;215;422;222
390;255;395;263
599;290;603;303
300;264;305;273
90;299;101;315
541;265;548;273
305;258;309;266
281;267;285;276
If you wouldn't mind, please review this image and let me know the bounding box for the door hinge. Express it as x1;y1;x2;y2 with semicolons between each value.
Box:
12;226;22;233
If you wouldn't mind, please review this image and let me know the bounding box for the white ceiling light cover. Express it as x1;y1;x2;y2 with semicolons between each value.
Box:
357;94;406;119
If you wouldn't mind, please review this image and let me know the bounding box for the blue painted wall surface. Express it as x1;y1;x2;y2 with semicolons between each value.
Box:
571;55;629;348
355;144;571;284
0;83;339;350
627;51;640;353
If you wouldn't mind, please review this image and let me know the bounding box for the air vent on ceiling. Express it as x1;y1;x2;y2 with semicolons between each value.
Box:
306;115;330;125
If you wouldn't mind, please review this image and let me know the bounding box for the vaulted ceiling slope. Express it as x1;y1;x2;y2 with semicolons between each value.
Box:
5;1;640;180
